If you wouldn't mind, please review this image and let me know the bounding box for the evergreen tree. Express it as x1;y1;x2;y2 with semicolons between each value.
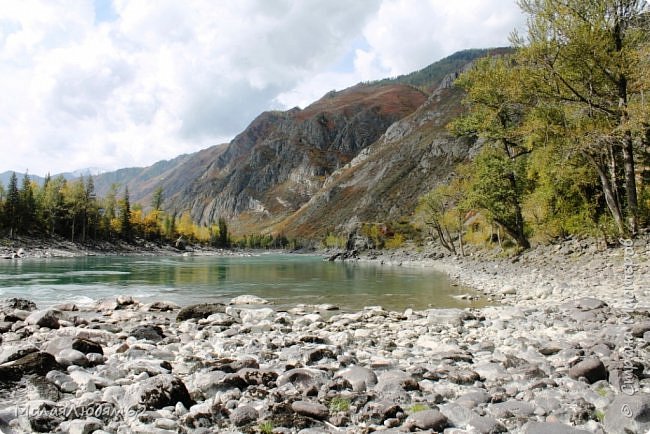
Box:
120;186;132;242
4;172;19;239
152;186;164;211
216;217;230;248
19;172;36;233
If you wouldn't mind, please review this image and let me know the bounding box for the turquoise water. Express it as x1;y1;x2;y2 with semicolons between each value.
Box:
0;254;486;311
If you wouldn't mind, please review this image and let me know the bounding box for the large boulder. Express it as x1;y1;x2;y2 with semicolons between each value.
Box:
405;409;449;431
291;401;329;420
72;338;104;355
277;368;331;389
176;303;226;321
568;358;608;383
229;405;259;426
123;374;194;411
335;366;378;392
129;325;165;342
0;352;59;382
0;343;39;364
24;309;61;329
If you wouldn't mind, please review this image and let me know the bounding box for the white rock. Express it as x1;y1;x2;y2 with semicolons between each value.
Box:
230;295;271;305
239;308;275;324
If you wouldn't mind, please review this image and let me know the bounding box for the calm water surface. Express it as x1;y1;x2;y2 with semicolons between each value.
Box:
0;254;486;311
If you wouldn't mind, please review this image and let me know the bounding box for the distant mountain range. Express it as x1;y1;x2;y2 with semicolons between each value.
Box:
2;48;509;237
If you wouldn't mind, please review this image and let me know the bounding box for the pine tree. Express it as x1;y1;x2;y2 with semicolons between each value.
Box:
217;217;230;248
19;172;36;233
120;186;132;242
4;172;19;239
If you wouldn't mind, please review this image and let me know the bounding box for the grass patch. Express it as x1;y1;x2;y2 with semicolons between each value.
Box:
329;396;351;412
408;403;429;413
595;410;605;422
258;421;274;434
595;386;609;397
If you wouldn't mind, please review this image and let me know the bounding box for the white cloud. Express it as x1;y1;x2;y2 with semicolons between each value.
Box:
0;0;523;176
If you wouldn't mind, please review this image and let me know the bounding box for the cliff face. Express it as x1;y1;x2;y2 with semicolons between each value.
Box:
92;49;499;237
168;83;428;232
276;81;479;237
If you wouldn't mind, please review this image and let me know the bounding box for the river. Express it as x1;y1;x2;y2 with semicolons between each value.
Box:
0;253;486;311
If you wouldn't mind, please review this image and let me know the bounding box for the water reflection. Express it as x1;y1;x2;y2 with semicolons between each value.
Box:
0;254;488;311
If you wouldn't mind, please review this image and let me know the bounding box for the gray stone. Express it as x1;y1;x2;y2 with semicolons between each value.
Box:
291;401;329;420
0;343;39;364
361;400;402;423
631;320;650;338
72;338;103;355
335;365;378;392
0;298;36;312
147;301;180;311
129;324;165;342
406;409;448;431
24;309;60;329
46;370;77;393
467;415;507;433
604;393;650;434
277;368;331;389
457;390;492;406
524;421;590;434
64;417;103;434
490;400;535;418
55;349;89;367
176;303;226;321
0;351;59;382
239;308;274;324
124;374;194;411
568;358;608;383
230;295;271;305
229;405;258;426
425;308;470;326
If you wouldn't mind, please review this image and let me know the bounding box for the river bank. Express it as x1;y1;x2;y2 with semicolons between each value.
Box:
345;234;650;310
0;236;647;433
0;236;247;260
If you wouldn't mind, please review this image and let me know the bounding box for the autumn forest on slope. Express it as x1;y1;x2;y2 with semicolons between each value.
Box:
0;2;649;253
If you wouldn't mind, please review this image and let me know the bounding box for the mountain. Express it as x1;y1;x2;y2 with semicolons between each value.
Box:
84;48;502;237
276;80;478;237
0;171;46;187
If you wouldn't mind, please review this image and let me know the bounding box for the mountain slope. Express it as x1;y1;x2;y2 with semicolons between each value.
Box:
170;83;429;232
74;49;501;237
277;79;478;237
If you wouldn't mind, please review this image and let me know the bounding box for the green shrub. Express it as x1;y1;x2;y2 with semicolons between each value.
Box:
329;396;351;412
385;233;405;249
259;421;274;434
408;403;429;413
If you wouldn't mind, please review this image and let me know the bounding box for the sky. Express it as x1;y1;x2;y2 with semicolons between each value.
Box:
0;0;525;176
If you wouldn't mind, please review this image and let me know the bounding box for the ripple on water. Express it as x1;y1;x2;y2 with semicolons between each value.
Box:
62;270;130;277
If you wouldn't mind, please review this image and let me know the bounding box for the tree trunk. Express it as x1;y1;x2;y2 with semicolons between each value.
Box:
496;219;531;250
583;151;626;235
457;214;465;257
621;131;638;235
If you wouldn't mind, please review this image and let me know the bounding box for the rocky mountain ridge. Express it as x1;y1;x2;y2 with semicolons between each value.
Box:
85;49;502;237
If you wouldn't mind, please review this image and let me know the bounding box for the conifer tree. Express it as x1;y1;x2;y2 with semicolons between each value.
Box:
4;172;19;239
120;186;132;242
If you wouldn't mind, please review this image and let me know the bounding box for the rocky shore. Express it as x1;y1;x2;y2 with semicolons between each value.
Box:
0;235;648;433
0;236;244;260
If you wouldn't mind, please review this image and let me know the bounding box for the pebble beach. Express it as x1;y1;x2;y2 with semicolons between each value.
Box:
0;235;648;433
